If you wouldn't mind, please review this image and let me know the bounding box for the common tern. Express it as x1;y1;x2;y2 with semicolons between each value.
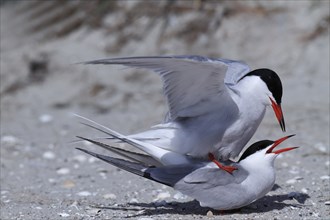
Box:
77;134;297;210
83;55;286;172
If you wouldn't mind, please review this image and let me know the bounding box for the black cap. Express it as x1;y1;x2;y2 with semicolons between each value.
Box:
238;140;274;162
244;69;283;104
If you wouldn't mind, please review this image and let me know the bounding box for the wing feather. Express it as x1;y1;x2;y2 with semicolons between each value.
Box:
83;55;250;119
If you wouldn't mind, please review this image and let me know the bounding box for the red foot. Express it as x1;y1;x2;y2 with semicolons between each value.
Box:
208;153;237;174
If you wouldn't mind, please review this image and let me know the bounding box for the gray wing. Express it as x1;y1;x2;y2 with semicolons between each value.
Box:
173;164;251;210
146;163;205;187
83;55;250;120
148;162;249;190
216;58;250;85
181;164;248;186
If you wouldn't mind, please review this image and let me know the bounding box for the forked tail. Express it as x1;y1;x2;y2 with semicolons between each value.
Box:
74;114;190;166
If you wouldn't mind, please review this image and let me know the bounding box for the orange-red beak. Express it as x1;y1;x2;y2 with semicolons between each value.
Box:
270;97;285;132
266;134;298;154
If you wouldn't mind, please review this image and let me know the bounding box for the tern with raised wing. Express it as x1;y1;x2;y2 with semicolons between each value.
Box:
83;55;286;173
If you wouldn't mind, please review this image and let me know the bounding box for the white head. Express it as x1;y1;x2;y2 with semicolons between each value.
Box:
240;69;286;131
238;135;298;170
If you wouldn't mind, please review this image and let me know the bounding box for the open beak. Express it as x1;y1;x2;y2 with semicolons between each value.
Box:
266;134;298;154
270;97;286;132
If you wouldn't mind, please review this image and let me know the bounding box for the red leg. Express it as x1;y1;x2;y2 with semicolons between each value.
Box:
208;153;237;174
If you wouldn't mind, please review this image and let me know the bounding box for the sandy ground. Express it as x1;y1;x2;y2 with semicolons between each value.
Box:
1;1;329;219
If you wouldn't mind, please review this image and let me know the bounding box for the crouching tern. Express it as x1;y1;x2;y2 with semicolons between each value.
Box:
76;124;297;210
82;55;286;173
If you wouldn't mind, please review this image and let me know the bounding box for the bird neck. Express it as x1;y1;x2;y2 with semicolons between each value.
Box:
239;152;277;200
231;75;270;107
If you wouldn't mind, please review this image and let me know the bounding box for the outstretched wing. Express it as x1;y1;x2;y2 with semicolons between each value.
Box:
83;55;250;120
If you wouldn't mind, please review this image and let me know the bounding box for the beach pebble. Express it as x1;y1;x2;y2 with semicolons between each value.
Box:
290;206;298;210
86;207;101;215
312;212;320;217
72;155;87;163
325;201;330;205
88;157;97;163
1;191;9;195
43;151;56;160
320;175;330;180
39;114;53;123
155;191;170;200
301;188;308;193
151;189;162;195
130;198;139;203
48;178;56;183
295;176;304;180
62;180;75;189
313;143;327;153
77;191;92;197
1;135;19;146
56;168;70;175
173;192;188;200
206;210;213;217
289;167;299;174
97;168;108;173
286;179;297;185
58;213;70;217
103;193;117;200
99;172;107;179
